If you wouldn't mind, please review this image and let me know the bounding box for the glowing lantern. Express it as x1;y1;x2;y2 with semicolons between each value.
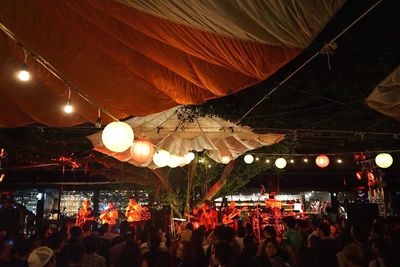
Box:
244;154;254;164
184;152;195;163
375;153;393;168
221;156;231;164
275;158;287;169
102;122;134;152
178;156;188;167
168;155;180;168
130;140;154;163
153;150;170;167
315;154;330;168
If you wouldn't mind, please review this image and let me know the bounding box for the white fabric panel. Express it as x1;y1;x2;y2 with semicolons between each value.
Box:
88;106;285;168
366;65;400;121
117;0;346;47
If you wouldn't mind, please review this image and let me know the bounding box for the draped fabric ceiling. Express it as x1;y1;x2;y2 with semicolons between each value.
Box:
87;106;285;168
0;0;345;127
366;65;400;121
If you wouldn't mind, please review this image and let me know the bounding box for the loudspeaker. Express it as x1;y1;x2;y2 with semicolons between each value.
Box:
347;203;379;226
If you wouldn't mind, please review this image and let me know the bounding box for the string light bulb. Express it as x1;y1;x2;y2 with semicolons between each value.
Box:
17;63;30;81
64;88;73;113
337;158;343;164
244;154;254;164
303;157;309;163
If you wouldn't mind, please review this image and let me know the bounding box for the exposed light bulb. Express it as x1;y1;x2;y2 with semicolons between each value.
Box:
18;64;30;81
290;159;295;163
303;158;309;163
64;101;73;113
337;159;343;164
265;159;270;163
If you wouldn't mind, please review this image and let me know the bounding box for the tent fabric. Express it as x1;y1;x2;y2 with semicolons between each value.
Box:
0;0;344;127
117;0;346;47
87;106;285;168
366;65;400;121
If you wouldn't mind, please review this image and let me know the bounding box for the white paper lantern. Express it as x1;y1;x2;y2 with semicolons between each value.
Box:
130;140;154;163
221;156;231;164
275;158;287;169
375;153;393;168
168;155;181;168
153;150;170;167
102;121;134;152
179;156;189;167
184;152;195;162
244;154;254;164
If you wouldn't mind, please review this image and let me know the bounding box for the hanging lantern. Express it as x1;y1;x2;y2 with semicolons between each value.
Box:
221;155;231;164
315;154;330;168
102;121;134;152
178;156;188;167
275;158;287;169
153;150;170;167
130;140;154;163
184;152;195;163
244;154;254;164
168;155;180;168
375;153;393;168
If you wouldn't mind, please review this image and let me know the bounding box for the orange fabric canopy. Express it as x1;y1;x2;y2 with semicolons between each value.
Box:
0;0;344;127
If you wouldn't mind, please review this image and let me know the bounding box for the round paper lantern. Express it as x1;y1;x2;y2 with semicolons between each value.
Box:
315;154;330;168
102;122;134;152
184;152;195;163
244;154;254;164
275;158;287;169
221;156;231;164
375;153;393;168
168;155;180;168
178;156;188;167
130;140;154;163
153;150;170;167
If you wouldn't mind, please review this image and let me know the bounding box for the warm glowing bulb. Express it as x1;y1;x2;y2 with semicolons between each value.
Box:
337;159;343;164
244;154;254;164
265;159;270;163
221;156;231;164
290;159;294;163
18;69;30;81
375;153;393;168
64;102;73;113
303;158;309;163
275;158;287;169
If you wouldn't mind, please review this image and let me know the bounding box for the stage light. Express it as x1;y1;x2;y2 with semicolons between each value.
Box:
17;63;30;81
375;153;393;168
275;157;287;169
315;154;330;168
102;121;134;152
244;154;254;164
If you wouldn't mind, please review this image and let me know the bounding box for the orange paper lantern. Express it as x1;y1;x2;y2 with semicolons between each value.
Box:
130;140;154;163
315;154;330;168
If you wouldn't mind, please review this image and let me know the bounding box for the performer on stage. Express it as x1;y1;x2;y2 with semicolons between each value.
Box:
125;196;142;227
199;200;218;230
99;201;119;226
222;201;241;230
76;199;95;229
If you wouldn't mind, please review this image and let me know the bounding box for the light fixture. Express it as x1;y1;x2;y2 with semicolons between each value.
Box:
255;157;260;161
130;140;155;163
303;157;309;163
315;154;330;168
17;63;31;81
375;153;393;168
153;150;170;167
184;152;195;163
289;159;295;164
221;155;231;164
275;158;287;169
208;164;212;168
265;159;270;163
101;121;134;152
64;88;73;113
168;155;180;168
337;158;343;164
244;154;254;164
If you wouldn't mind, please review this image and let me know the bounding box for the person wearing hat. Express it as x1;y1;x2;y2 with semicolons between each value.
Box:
75;199;94;229
28;246;56;267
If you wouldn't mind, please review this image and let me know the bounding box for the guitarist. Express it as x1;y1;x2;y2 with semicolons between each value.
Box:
99;201;119;227
125;196;142;229
75;199;95;230
222;201;240;231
